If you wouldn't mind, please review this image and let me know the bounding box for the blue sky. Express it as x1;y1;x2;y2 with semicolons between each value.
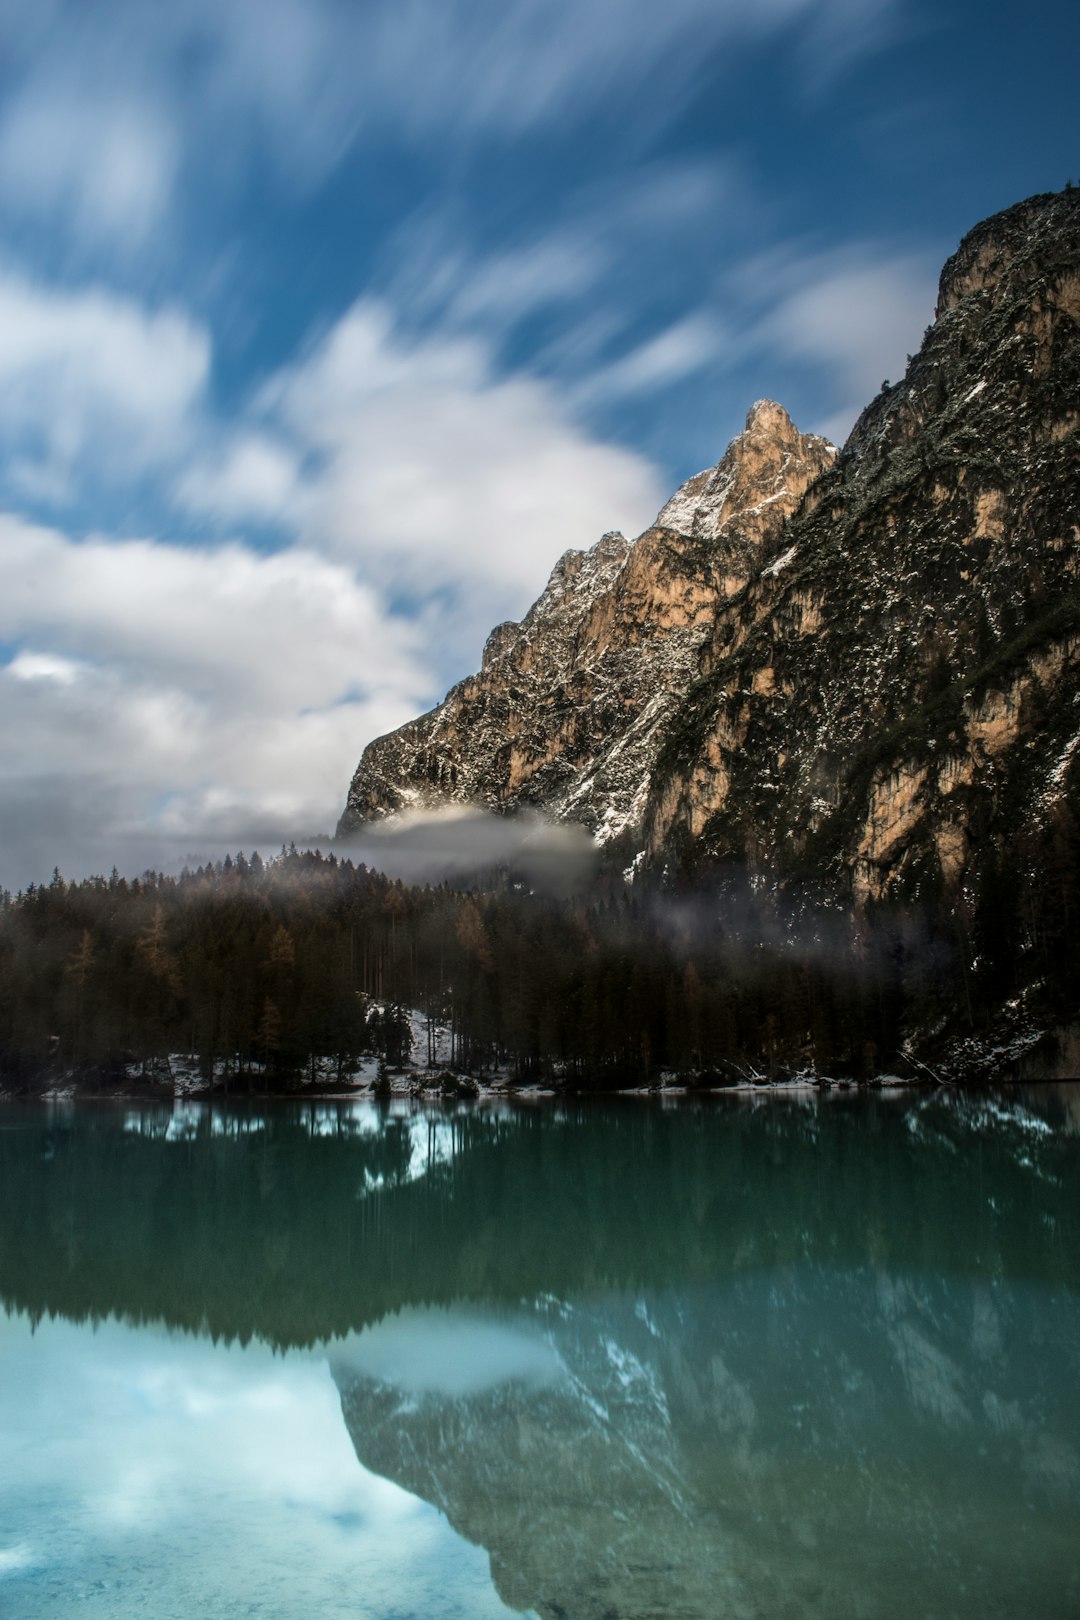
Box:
0;0;1075;886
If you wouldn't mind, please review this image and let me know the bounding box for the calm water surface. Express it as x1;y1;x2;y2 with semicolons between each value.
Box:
1;1088;1078;1619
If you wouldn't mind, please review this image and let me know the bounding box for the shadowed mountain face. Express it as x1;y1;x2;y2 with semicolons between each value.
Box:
2;1094;1079;1618
333;1272;1080;1620
339;190;1080;908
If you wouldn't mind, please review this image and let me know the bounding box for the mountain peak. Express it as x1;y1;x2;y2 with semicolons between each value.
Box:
654;401;833;543
337;405;833;840
338;187;1080;917
744;398;794;436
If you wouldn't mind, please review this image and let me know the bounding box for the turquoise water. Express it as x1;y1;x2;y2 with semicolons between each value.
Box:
1;1089;1078;1618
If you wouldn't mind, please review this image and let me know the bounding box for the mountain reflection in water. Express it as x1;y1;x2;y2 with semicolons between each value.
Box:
2;1090;1079;1619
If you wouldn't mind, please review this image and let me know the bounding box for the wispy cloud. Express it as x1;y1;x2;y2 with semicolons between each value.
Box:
0;90;178;250
571;313;731;405
0;0;902;260
0;272;208;500
737;244;937;441
182;299;665;630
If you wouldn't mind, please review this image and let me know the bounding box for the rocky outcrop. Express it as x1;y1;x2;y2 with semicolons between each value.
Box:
339;188;1080;906
646;188;1080;899
338;401;834;842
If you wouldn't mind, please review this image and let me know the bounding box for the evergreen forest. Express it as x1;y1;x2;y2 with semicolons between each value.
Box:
2;784;1079;1091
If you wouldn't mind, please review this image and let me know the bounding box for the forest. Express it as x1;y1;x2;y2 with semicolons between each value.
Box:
2;773;1079;1090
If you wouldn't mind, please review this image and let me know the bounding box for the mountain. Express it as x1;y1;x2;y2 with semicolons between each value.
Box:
338;188;1080;910
338;398;835;844
644;188;1080;902
334;1264;1080;1620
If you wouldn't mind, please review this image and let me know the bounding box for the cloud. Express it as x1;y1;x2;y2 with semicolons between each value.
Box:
0;90;179;248
572;312;730;405
317;0;896;140
0;258;666;887
744;246;937;441
0;1314;509;1618
0;514;432;887
0;273;209;500
337;807;599;893
0;0;901;250
173;434;302;527
373;157;740;350
183;299;665;633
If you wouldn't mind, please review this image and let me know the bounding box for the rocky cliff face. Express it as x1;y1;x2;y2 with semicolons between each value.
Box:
338;401;835;843
339;189;1080;905
647;188;1080;901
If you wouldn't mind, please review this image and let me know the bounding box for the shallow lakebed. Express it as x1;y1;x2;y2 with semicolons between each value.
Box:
1;1089;1078;1618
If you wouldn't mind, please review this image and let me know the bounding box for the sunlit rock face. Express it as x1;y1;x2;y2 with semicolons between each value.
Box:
339;188;1080;907
336;401;834;844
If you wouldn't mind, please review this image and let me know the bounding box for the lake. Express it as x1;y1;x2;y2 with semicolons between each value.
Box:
1;1088;1078;1618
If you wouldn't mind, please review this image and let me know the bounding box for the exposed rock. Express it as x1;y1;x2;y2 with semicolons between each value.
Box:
339;188;1080;911
644;188;1080;900
338;402;833;843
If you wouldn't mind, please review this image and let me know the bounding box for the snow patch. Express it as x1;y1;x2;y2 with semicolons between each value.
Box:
764;543;798;577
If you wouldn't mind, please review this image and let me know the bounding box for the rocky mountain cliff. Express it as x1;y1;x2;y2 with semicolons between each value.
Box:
339;189;1080;909
339;399;834;843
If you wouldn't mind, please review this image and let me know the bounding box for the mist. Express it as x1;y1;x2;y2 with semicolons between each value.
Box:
1;801;598;899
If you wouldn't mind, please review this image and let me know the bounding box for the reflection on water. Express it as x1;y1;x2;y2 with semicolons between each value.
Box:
1;1090;1079;1618
0;1312;520;1620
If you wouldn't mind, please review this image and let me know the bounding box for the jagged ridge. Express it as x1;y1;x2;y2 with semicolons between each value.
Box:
339;188;1080;910
338;400;834;842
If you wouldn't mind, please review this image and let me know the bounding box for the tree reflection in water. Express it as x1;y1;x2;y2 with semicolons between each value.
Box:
2;1091;1079;1618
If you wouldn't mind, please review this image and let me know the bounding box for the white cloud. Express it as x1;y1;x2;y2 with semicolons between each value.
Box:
0;0;901;242
7;650;83;685
322;0;893;140
0;273;209;498
0;90;179;247
187;300;665;630
174;434;302;526
374;158;740;348
749;248;936;442
0;262;666;886
0;514;433;885
572;312;729;405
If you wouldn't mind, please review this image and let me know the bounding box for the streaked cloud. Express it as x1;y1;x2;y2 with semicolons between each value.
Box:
0;91;178;249
572;313;731;405
743;246;937;442
0;272;208;501
0;0;902;194
183;299;665;626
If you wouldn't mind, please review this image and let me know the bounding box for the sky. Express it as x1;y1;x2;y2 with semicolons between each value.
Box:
0;0;1076;889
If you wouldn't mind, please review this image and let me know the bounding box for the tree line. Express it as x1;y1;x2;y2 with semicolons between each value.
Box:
0;804;1077;1089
